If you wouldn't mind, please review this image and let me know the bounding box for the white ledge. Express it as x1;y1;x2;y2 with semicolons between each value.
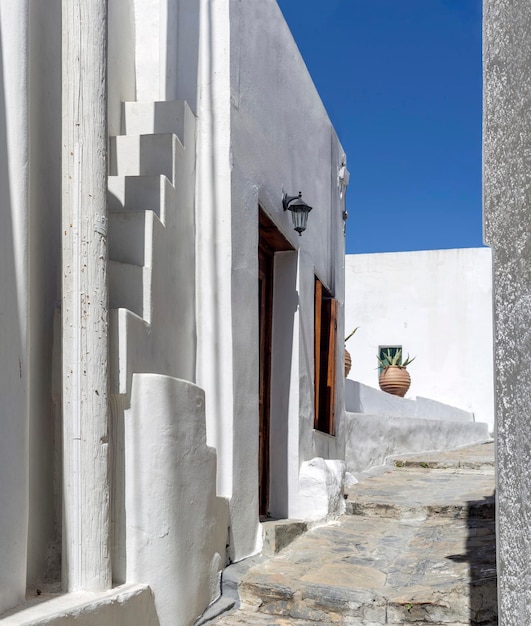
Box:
0;583;159;626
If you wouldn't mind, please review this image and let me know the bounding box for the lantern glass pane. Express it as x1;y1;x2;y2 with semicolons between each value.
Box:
292;209;308;233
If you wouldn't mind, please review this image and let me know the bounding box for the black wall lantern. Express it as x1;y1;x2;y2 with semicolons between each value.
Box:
282;191;312;236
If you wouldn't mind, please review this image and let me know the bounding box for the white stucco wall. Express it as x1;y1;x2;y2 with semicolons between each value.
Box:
197;0;346;558
108;0;136;136
134;0;200;111
345;248;494;429
229;0;346;524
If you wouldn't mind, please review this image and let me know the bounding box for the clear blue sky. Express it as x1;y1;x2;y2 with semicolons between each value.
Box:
276;0;483;255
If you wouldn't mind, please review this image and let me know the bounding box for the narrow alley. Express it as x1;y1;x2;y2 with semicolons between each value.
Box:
207;443;496;626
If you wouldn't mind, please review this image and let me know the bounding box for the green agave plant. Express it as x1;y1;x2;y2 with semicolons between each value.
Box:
377;348;415;370
345;327;359;343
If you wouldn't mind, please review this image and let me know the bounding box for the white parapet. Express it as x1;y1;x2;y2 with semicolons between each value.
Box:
344;412;490;475
125;373;228;626
0;584;158;626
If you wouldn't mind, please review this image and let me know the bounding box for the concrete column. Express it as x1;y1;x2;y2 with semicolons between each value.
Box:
62;0;111;591
483;1;531;623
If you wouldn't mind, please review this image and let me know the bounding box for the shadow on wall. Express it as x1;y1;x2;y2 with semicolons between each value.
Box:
165;0;200;107
446;494;497;625
0;18;28;612
28;0;63;589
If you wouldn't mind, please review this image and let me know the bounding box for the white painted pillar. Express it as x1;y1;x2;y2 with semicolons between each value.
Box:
62;0;111;591
196;0;234;498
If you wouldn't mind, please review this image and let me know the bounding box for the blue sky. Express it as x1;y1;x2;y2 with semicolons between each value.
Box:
276;0;483;255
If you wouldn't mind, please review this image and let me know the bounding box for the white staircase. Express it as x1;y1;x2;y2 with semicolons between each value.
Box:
106;101;229;626
107;100;197;398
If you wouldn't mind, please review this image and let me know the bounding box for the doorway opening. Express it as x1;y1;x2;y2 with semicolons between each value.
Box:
258;209;293;518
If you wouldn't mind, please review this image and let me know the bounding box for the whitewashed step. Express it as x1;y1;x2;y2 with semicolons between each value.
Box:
108;175;176;223
121;100;193;144
109;261;152;323
109;134;184;184
110;308;154;397
108;210;163;267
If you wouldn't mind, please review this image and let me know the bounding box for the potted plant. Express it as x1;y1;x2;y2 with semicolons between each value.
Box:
344;327;359;378
377;348;415;397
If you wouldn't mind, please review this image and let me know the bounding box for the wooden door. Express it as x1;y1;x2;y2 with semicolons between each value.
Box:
314;278;338;435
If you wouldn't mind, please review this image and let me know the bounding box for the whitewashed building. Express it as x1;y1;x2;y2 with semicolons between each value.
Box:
345;248;495;430
0;1;348;624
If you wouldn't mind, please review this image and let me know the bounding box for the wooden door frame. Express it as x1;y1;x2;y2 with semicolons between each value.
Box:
258;244;273;518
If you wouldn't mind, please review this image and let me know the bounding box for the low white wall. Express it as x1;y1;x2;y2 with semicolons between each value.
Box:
345;248;495;429
125;374;228;626
346;380;475;423
345;412;490;475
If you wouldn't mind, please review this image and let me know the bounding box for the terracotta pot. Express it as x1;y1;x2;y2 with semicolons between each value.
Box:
344;348;352;378
378;365;411;397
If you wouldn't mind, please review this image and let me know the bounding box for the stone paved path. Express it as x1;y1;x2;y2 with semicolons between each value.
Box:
207;442;496;625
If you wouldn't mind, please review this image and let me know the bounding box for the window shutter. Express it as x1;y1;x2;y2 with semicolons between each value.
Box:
314;277;337;435
326;298;338;434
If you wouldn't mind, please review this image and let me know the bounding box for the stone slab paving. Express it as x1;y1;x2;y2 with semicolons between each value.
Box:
209;443;496;625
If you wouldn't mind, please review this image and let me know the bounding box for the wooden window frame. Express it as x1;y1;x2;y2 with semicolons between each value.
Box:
314;277;337;435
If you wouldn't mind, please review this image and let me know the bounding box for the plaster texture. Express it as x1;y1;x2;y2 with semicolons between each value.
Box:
483;1;531;622
345;248;495;429
344;412;490;475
